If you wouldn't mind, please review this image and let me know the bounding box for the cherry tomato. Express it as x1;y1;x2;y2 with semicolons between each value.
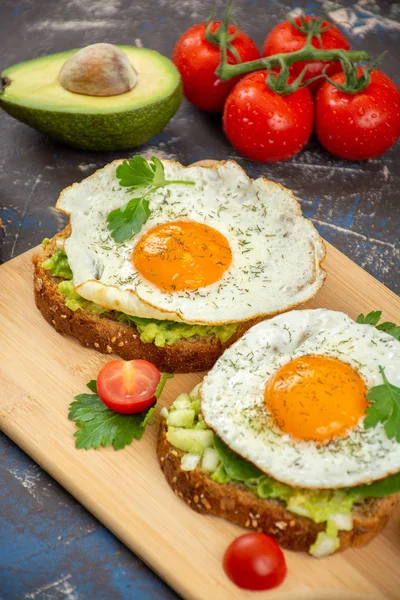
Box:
97;359;161;414
316;68;400;160
263;16;350;93
223;533;287;591
172;21;260;112
223;70;314;162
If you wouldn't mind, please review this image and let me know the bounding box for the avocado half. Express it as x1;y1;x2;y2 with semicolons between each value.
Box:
0;46;182;150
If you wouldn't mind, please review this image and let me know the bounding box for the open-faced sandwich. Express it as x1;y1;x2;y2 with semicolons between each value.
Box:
158;308;400;556
33;157;325;372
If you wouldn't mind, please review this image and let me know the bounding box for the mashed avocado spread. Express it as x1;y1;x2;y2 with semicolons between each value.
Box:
58;280;108;314
165;387;360;558
42;249;237;347
117;313;237;347
42;250;73;280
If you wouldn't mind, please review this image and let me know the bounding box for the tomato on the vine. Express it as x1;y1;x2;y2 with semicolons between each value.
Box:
223;533;287;591
316;68;400;160
223;70;314;162
172;21;260;112
97;359;161;414
263;16;350;92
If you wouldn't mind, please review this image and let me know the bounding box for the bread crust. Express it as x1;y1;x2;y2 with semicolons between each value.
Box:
157;421;398;553
32;227;264;373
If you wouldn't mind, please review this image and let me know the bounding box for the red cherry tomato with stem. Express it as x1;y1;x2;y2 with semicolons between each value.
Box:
223;533;287;591
172;21;260;113
97;359;161;414
316;68;400;160
223;70;314;162
263;16;350;93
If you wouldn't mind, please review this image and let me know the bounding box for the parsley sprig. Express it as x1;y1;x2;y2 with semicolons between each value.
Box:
68;373;173;450
352;471;400;498
357;310;400;340
107;156;194;243
357;310;400;441
365;367;400;442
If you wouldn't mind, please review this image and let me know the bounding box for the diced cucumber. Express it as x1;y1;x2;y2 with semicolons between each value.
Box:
172;393;192;410
329;512;352;531
181;453;200;471
190;383;201;400
309;531;340;557
309;520;340;558
201;447;220;473
287;496;312;518
167;428;214;454
195;416;208;430
167;409;195;428
190;399;201;415
160;407;169;420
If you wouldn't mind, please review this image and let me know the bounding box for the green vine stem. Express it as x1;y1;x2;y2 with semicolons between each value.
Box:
206;7;373;95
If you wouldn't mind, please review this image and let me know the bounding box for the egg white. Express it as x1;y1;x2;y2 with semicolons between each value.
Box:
200;309;400;489
57;159;325;325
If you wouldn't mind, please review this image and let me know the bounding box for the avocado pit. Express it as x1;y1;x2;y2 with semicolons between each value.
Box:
58;43;138;97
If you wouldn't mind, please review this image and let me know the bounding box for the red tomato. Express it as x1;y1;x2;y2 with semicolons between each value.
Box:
316;68;400;160
263;16;350;92
223;533;287;591
97;359;161;414
223;70;314;162
172;21;260;112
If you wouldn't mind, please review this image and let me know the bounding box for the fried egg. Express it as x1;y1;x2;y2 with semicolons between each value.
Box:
57;159;325;325
200;309;400;488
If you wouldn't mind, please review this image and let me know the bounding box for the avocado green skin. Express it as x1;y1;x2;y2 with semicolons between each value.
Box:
0;80;182;150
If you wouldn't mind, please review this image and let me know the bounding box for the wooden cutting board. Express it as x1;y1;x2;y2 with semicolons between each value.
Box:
1;225;400;599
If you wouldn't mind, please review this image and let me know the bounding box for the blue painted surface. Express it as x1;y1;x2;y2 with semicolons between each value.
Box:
0;0;399;598
0;436;177;600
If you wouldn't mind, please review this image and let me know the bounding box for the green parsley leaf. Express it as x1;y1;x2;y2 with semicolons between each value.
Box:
68;372;173;450
108;155;194;243
86;380;98;393
149;156;167;186
115;155;190;192
357;310;400;340
376;321;400;341
364;367;400;443
107;197;150;243
116;156;155;189
214;435;263;480
356;310;382;326
351;471;400;498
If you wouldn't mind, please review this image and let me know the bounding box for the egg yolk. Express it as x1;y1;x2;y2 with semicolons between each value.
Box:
132;220;232;292
264;355;367;443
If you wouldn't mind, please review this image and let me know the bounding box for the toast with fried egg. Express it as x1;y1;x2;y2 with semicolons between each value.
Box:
158;310;400;555
33;227;264;372
33;157;326;372
157;420;398;554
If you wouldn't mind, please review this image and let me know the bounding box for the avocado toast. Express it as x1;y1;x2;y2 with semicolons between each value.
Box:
158;405;397;555
33;226;262;372
158;311;400;556
33;157;325;373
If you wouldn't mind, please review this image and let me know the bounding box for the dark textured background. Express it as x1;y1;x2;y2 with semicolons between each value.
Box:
0;0;399;598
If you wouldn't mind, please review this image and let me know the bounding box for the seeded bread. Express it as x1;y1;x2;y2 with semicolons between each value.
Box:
157;421;398;553
32;227;265;372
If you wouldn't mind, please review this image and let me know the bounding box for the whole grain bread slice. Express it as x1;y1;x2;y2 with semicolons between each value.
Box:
157;420;398;553
32;227;264;372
